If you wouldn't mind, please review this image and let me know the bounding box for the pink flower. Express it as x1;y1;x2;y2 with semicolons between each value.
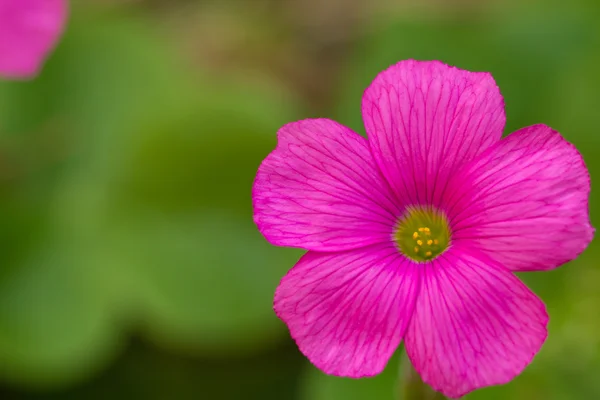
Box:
0;0;68;79
252;60;594;398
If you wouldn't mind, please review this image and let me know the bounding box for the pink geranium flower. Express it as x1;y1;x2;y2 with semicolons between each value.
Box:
252;60;594;398
0;0;68;79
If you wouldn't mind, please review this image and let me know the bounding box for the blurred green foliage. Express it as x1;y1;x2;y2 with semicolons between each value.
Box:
0;1;599;399
0;2;303;392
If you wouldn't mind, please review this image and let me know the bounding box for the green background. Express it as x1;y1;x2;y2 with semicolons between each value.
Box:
0;0;598;399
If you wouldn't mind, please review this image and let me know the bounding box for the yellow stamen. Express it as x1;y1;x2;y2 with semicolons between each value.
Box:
393;206;451;263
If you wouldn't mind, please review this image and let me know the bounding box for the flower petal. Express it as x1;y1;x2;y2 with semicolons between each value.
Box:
444;124;594;271
362;60;505;207
274;243;420;377
0;0;68;79
253;119;402;252
404;248;548;399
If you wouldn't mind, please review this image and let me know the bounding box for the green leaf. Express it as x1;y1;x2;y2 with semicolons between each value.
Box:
300;352;400;400
0;229;119;389
100;76;303;353
0;9;195;387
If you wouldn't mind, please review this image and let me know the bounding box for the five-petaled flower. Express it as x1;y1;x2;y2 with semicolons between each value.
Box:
0;0;68;79
252;60;594;398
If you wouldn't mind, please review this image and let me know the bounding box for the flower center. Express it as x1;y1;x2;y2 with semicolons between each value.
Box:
394;206;451;262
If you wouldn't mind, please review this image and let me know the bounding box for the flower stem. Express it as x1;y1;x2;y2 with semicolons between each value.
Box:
400;350;447;400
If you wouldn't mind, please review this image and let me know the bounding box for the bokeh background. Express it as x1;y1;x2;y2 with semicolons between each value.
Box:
0;0;598;398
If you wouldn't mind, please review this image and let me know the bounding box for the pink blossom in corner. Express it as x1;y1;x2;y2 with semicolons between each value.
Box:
0;0;68;79
252;60;594;398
